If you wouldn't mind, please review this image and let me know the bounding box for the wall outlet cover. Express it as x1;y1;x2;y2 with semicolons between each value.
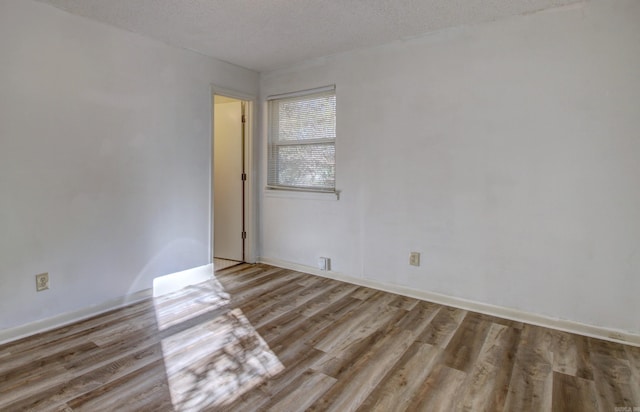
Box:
36;273;49;292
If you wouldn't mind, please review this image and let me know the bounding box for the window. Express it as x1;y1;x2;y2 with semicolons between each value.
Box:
267;86;336;192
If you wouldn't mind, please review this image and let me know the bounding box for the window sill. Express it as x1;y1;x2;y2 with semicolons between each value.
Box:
264;188;340;201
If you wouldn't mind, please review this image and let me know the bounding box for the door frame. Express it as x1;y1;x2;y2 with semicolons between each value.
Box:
210;85;256;264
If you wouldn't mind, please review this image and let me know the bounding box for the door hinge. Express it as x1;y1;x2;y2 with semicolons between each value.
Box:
241;172;247;181
242;231;247;240
241;114;246;123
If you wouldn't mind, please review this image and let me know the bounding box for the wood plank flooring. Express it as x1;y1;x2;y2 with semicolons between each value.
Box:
1;263;638;411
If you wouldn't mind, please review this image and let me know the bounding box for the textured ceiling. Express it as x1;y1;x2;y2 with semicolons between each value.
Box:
36;0;579;72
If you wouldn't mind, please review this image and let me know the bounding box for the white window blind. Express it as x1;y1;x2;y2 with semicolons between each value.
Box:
267;86;336;192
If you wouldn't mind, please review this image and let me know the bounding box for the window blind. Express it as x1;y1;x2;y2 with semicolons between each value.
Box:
267;87;336;192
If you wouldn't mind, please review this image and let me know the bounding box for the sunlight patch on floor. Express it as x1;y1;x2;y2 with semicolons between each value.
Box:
153;280;229;331
152;275;284;410
152;265;214;297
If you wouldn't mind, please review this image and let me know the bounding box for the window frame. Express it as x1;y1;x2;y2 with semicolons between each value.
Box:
266;85;337;194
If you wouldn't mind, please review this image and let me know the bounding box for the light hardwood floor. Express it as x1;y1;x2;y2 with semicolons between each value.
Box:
1;264;638;411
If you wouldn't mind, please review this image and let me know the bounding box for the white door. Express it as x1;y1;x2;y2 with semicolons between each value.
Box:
213;97;244;261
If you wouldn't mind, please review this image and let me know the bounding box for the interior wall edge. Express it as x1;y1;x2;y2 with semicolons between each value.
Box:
258;256;640;348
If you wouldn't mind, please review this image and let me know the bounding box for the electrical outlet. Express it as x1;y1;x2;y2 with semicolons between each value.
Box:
36;273;49;292
409;252;420;267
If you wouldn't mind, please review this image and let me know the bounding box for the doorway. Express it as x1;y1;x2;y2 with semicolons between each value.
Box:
213;94;247;265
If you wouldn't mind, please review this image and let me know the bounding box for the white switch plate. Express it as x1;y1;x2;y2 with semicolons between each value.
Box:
318;257;331;271
409;252;420;267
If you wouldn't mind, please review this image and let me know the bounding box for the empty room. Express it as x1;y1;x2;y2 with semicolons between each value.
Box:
1;0;639;410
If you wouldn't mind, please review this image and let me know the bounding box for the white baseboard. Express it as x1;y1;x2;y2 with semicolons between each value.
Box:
0;289;152;346
4;259;637;348
259;257;640;347
0;264;216;346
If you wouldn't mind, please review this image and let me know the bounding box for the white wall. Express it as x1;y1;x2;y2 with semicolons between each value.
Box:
260;0;640;334
0;0;258;331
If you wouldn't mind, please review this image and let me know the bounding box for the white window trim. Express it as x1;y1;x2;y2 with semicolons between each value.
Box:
264;187;340;200
266;85;336;101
